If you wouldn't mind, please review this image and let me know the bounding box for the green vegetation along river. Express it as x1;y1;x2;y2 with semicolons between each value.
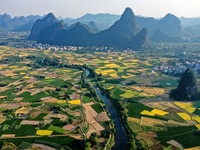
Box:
86;70;127;149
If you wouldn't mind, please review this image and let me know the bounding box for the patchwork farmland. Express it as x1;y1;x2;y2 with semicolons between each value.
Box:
1;44;200;150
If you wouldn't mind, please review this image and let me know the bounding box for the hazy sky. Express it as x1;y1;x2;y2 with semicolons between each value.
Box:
1;0;200;18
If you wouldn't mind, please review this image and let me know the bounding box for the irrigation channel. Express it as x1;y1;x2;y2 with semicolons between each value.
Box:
86;70;127;150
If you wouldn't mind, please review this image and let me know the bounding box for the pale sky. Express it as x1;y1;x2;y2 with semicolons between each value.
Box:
1;0;200;18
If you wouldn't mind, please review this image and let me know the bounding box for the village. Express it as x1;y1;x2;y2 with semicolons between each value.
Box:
152;60;200;77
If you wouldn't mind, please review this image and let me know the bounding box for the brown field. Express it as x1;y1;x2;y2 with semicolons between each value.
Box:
63;124;76;130
6;103;21;109
1;134;15;138
20;120;40;125
140;117;166;127
83;102;105;138
15;107;32;115
95;112;108;122
144;102;179;111
167;140;184;150
13;97;24;101
127;117;141;124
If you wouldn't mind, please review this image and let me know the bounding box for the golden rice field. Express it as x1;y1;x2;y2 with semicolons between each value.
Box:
36;130;53;136
68;99;81;104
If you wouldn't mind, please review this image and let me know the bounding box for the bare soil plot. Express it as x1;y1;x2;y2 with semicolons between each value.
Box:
144;102;179;111
0;96;7;99
45;97;58;103
87;125;96;138
69;93;78;100
6;103;21;109
20;120;40;125
20;102;31;106
37;68;47;71
40;96;52;101
44;112;67;121
0;87;9;93
15;107;32;115
27;77;38;83
91;122;104;131
167;140;184;150
1;134;15;138
95;112;108;122
127;117;141;124
10;81;23;86
83;102;105;138
63;124;76;130
70;134;82;140
14;97;24;101
140;117;166;127
0;104;7;108
43;119;53;124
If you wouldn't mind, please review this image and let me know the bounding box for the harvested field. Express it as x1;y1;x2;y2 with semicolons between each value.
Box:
70;134;82;140
43;119;53;124
15;107;32;115
140;117;166;126
95;112;108;122
167;140;184;150
1;134;15;138
6;103;21;109
127;117;141;124
21;120;40;125
63;124;76;130
44;112;68;121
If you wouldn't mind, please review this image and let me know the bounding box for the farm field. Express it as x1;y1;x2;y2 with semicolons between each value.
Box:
0;46;110;149
1;41;200;150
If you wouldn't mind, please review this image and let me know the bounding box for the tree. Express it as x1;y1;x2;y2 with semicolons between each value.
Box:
170;68;199;101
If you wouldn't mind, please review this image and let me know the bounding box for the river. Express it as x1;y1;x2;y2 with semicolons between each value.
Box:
86;70;127;150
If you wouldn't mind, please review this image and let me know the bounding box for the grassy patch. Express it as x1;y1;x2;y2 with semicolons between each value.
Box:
126;102;153;118
91;103;104;113
48;125;66;134
83;96;93;103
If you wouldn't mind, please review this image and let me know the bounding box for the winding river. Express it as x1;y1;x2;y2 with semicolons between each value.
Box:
86;70;127;150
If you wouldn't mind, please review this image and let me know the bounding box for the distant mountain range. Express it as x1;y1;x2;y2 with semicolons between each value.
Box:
0;14;41;31
31;8;149;50
2;10;200;43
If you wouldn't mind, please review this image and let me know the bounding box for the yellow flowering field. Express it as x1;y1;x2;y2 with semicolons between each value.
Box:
195;124;200;129
57;100;66;103
109;73;118;77
105;64;120;68
107;86;114;90
68;99;81;104
184;106;196;113
174;102;195;113
174;102;193;108
177;113;191;120
120;93;134;98
36;130;53;136
140;110;155;116
192;116;200;123
151;109;169;116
